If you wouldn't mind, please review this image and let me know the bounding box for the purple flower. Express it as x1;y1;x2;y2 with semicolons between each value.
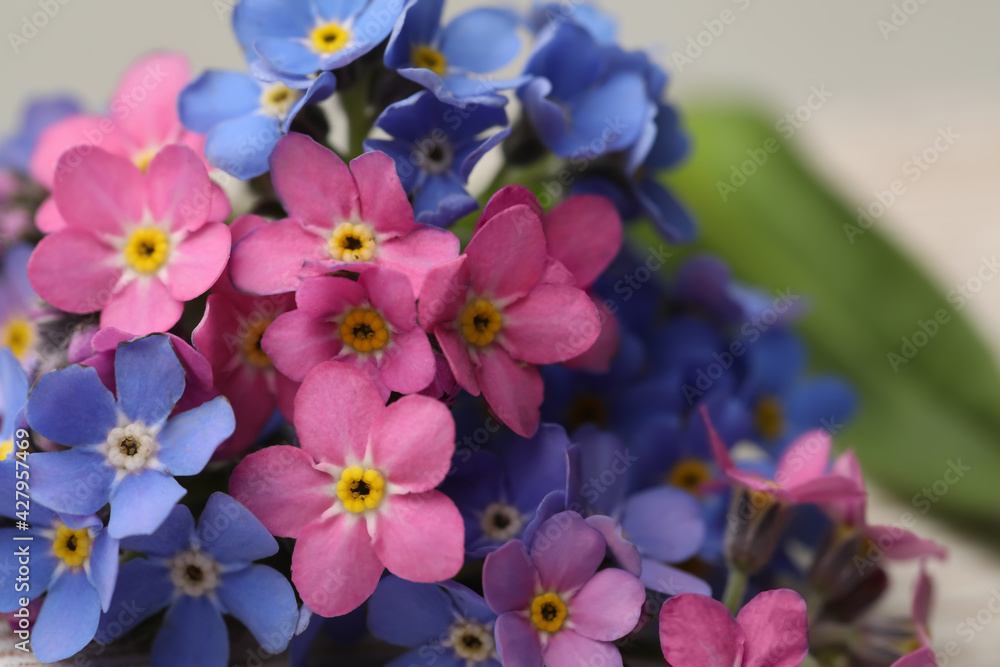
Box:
0;244;43;372
482;511;645;666
25;334;235;539
0;96;79;174
96;493;298;667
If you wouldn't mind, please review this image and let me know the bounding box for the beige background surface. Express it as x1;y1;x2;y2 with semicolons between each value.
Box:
1;0;999;664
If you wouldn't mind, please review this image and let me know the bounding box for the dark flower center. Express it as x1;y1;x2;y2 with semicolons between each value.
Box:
65;535;78;552
352;479;372;497
540;603;559;622
493;513;511;529
343;235;363;251
353;323;375;339
185;565;204;583
119;436;139;457
461;633;483;649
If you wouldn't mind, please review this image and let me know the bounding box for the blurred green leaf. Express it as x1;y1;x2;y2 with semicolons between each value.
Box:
660;104;1000;523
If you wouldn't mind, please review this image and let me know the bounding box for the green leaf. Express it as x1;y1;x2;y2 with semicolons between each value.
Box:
659;104;1000;523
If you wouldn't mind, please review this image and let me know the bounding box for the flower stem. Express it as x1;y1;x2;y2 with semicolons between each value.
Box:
342;67;372;158
722;566;748;614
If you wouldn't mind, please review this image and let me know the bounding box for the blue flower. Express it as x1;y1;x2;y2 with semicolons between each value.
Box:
0;494;119;663
366;90;510;226
0;96;79;174
25;335;235;539
179;66;336;179
385;0;524;106
528;2;618;45
441;423;569;556
0;244;43;373
367;575;500;667
518;21;653;160
233;0;405;76
96;493;298;667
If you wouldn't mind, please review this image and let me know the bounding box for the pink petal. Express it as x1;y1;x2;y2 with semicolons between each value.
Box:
501;284;601;364
736;589;808;667
192;294;242;369
701;405;736;474
229;445;332;538
359;267;417;331
376;226;461;296
165;222;231;301
912;561;933;634
350;151;415;237
483;540;539;614
659;593;744;667
372;491;464;583
567;568;644;641
274;372;299;422
495;613;543;666
891;648;937;667
785;474;865;504
563;298;619;373
145;145;213;232
368;395;454;492
775;429;832;488
466;204;546;300
477;345;543;437
543;630;623;667
543;195;622;288
477;185;542;233
866;525;947;562
295;275;363;318
100;277;184;335
111;52;191;149
54;148;143;234
27;231;121;314
29;114;127;188
530;511;605;594
271;133;358;231
207;182;231;223
229;213;267;245
35;196;67;233
213;370;276;459
416;255;468;331
230;218;327;295
292;515;383;617
437;328;479;395
377;329;435;395
294;361;385;466
829;450;866;525
262;310;342;382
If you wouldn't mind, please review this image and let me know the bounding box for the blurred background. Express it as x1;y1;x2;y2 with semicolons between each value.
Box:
1;0;998;664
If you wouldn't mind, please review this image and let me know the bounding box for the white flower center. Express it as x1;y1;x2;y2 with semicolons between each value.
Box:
169;548;221;597
105;422;158;473
480;502;523;542
446;619;495;663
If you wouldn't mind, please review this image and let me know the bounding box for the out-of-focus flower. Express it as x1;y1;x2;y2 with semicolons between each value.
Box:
0;244;43;371
25;335;234;538
230;362;463;617
366;90;510;227
27;146;231;335
482;511;645;666
0;96;80;174
230;133;459;296
96;493;298;667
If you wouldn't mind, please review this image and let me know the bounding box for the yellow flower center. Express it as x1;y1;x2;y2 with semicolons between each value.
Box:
668;458;713;495
530;592;567;633
336;466;386;513
260;82;302;118
2;317;34;360
0;439;12;461
412;44;447;76
340;309;389;353
311;22;350;54
460;299;502;347
754;396;784;440
133;148;157;173
53;524;92;568
243;318;273;367
328;222;376;262
124;228;170;274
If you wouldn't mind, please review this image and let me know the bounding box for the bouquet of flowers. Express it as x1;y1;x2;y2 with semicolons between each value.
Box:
0;1;947;665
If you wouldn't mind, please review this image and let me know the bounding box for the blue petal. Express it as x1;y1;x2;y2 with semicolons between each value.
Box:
519;77;566;149
151;595;228;667
504;424;570;514
32;569;101;663
440;580;496;625
743;328;805;399
31;449;114;516
365;138;424;193
568;426;629;516
348;0;407;53
413;175;478;228
0;96;79;172
456;124;509;180
387;651;465;667
0;347;28;440
217;565;298;652
206;113;283;180
283;71;338;133
0;529;58;610
371;92;436;141
107;470;186;539
523;22;602;102
314;0;368;21
121;503;194;557
401;68;515;106
785;376;858;435
26;365;117;446
646;103;690;171
96;559;173;644
179;71;263;135
519;489;566;548
621;487;705;563
87;531;120;611
367;575;454;647
384;0;444;69
255;37;323;77
233;0;314;56
440;8;521;73
639;558;711;596
3;243;38;315
635;178;697;243
197;493;277;563
555;72;648;158
157;396;235;477
115;335;186;428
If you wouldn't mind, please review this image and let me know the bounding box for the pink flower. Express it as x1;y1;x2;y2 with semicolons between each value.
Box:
476;186;624;372
27;145;231;335
418;203;602;437
229;133;459;296
192;214;299;458
229;362;464;617
891;562;936;667
28;53;230;232
659;589;809;667
263;265;435;399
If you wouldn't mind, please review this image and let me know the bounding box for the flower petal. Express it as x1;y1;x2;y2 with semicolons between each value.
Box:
26;364;117;445
477;346;543;438
100;277;184;336
659;593;743;667
351;151;415;237
372;491;464;583
197;493;277;563
107;469;186;539
53;148;143;234
262;309;342;382
120;503;195;557
157;397;234;476
867;525;947;561
111;53;191;149
378;329;436;395
27;230;121;315
416;255;468;331
482;539;538;614
145;145;213;232
367;575;456;647
165;222;232;301
29;449;114;516
465;204;545;301
271;133;358;230
95;559;173;643
775;429;831;488
640;559;712;596
620;486;705;563
736;589;808;667
529;511;604;593
151;595;228;667
217;565;298;653
376;225;461;296
29;115;127;189
368;395;454;492
230;218;326;295
115;334;186;427
567;568;644;641
543;195;622;288
32;570;101;663
494;613;543;666
501;283;601;364
543;629;623;667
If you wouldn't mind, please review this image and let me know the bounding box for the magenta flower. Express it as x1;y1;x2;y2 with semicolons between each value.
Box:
192;214;300;458
891;561;935;667
28;53;230;233
27;145;231;335
229;362;464;617
229;133;459;296
659;589;809;667
482;511;645;666
263;266;435;399
418;203;601;437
